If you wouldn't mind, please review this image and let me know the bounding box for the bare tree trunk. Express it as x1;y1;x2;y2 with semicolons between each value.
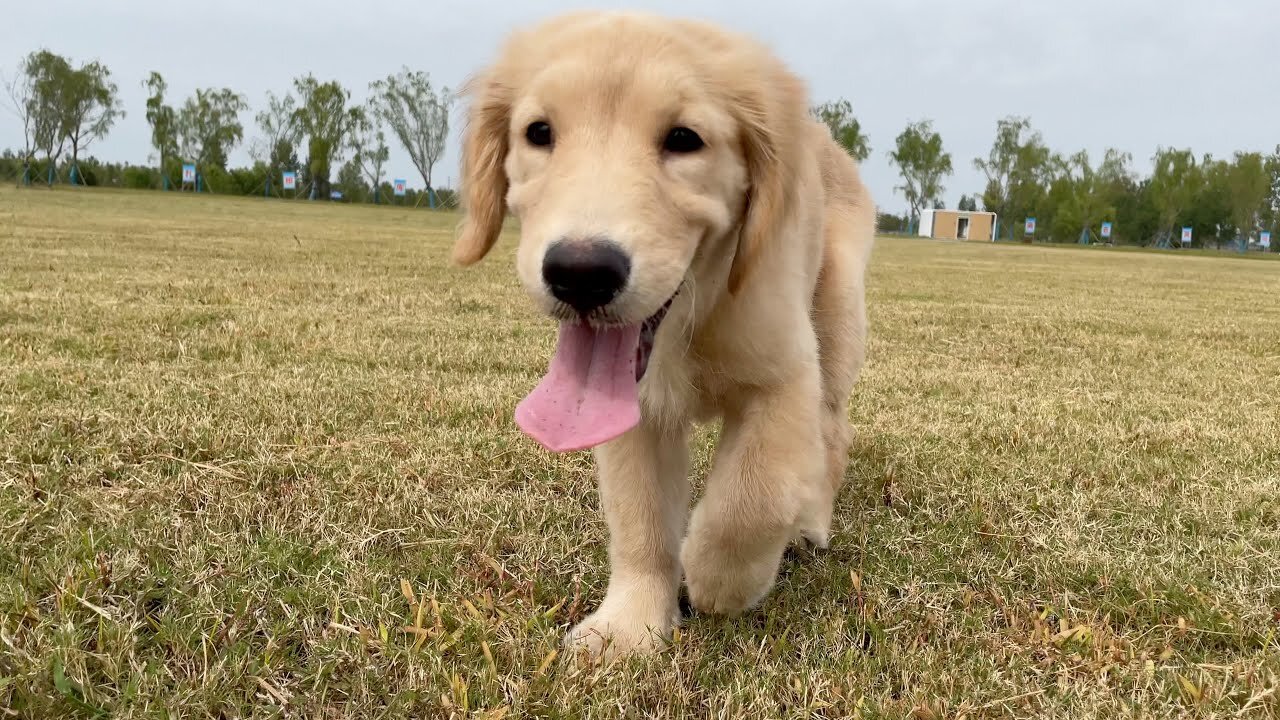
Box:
43;154;60;187
70;136;81;185
418;164;434;208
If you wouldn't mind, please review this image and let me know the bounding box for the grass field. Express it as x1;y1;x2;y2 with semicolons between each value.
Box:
2;186;1278;719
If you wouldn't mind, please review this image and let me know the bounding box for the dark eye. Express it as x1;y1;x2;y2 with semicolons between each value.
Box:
526;121;553;147
663;126;703;153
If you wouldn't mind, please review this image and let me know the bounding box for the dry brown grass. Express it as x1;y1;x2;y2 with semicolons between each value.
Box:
1;186;1278;718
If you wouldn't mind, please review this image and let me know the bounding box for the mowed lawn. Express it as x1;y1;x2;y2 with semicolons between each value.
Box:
2;186;1278;719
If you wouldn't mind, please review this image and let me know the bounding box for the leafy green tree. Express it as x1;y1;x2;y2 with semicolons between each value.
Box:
292;75;363;200
1039;168;1072;242
62;60;123;181
349;109;389;202
8;51;123;185
2;54;42;182
176;87;248;178
220;163;267;196
1187;156;1231;248
811;98;871;162
271;140;299;176
23;50;74;184
336;157;368;202
144;72;178;187
253;90;302;189
1264;147;1280;236
974;116;1055;239
1096;150;1135;193
1093;149;1140;243
368;68;451;203
876;212;907;233
957;195;978;212
1048;149;1131;243
888;120;952;226
1113;177;1159;246
1148;148;1200;247
1224;152;1270;249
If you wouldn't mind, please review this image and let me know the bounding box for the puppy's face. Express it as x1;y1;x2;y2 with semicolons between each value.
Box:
502;51;747;325
454;12;807;321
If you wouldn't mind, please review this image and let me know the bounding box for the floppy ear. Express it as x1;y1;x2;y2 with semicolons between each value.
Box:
452;69;512;266
727;66;806;295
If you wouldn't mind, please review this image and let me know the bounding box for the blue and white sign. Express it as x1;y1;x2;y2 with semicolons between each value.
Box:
330;190;343;200
181;164;196;184
1101;221;1112;239
393;179;407;197
1181;227;1193;246
1261;231;1272;249
1024;217;1037;236
282;171;296;190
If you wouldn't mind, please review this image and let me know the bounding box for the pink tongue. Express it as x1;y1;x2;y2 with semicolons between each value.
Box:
514;322;642;453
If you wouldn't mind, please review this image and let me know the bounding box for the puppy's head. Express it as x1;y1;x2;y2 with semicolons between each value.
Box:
452;11;807;320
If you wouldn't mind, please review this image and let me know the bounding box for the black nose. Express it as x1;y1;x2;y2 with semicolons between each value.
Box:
542;240;631;314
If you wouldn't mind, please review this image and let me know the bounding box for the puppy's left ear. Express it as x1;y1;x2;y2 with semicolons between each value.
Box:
727;62;807;295
452;67;512;266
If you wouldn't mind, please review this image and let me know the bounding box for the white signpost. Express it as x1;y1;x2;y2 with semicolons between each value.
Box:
282;171;296;191
181;164;196;189
1025;217;1036;236
1101;221;1112;240
393;179;407;197
1261;231;1272;250
1181;227;1193;247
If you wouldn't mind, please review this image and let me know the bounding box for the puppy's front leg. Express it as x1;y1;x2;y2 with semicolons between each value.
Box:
564;421;690;660
681;370;825;614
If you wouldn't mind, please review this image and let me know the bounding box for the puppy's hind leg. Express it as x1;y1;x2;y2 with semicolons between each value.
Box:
799;224;870;549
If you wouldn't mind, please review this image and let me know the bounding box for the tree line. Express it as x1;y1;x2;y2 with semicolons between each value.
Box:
4;50;1278;246
3;49;452;205
813;100;1280;249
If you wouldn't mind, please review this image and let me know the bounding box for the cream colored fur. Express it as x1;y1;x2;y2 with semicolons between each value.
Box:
453;10;876;661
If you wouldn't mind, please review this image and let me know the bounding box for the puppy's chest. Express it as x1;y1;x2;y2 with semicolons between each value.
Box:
638;350;716;422
640;333;780;424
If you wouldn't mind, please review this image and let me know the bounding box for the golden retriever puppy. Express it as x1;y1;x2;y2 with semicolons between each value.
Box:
452;10;876;660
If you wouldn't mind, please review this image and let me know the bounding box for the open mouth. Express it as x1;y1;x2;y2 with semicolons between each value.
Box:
635;293;676;382
513;289;680;454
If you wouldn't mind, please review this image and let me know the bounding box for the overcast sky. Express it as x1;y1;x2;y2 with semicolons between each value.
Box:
3;0;1277;213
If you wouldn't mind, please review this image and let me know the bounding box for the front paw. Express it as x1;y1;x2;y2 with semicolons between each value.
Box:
563;595;678;661
795;513;831;551
680;530;785;615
